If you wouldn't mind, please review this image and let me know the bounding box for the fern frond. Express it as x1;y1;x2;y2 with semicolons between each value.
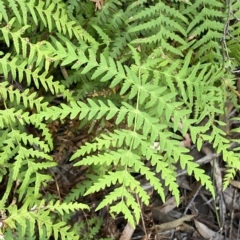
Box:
0;19;59;71
93;0;122;25
0;54;73;101
25;0;97;44
0;1;8;22
9;129;50;153
0;81;48;112
8;0;23;24
92;24;111;47
183;1;225;63
65;176;98;203
127;2;187;56
85;170;149;227
226;2;240;67
223;167;237;189
4;199;89;239
27;115;53;150
71;130;129;160
18;162;55;198
44;200;89;215
179;153;215;196
0;0;237;237
37;98;119;122
112;190;141;227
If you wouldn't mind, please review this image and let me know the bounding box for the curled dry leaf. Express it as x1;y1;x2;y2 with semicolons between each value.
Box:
194;219;229;240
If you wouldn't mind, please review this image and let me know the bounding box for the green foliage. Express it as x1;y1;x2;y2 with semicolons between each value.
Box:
75;217;112;240
0;0;239;239
226;1;240;68
4;199;89;240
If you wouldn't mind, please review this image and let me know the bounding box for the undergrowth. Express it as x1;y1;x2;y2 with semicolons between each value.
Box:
0;0;239;239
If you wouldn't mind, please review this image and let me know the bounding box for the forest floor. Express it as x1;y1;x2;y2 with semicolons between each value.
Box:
45;116;240;240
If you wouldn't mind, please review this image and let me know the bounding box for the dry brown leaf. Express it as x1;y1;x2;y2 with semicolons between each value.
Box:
154;214;196;231
223;187;240;209
91;0;104;10
194;219;229;240
119;222;134;240
230;180;240;189
153;196;184;214
176;223;195;234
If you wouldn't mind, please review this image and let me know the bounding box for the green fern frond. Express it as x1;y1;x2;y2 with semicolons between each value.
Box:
74;216;110;240
0;20;60;71
0;107;25;127
182;1;225;63
9;129;50;153
226;2;240;66
8;0;23;24
127;2;187;56
85;170;149;227
0;17;29;52
28;115;53;149
4;199;89;239
223;167;237;189
37;98;119;121
23;0;97;44
71;130;130;160
0;0;238;238
179;153;215;196
43;200;89;215
65;175;98;203
0;1;8;22
0;54;73;101
4;221;37;240
92;24;111;47
93;0;122;25
18;162;55;198
0;81;48;112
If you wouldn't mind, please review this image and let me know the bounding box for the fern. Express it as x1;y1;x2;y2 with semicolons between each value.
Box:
0;0;92;238
127;1;188;57
0;0;239;238
4;199;89;240
182;1;225;63
75;217;112;240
